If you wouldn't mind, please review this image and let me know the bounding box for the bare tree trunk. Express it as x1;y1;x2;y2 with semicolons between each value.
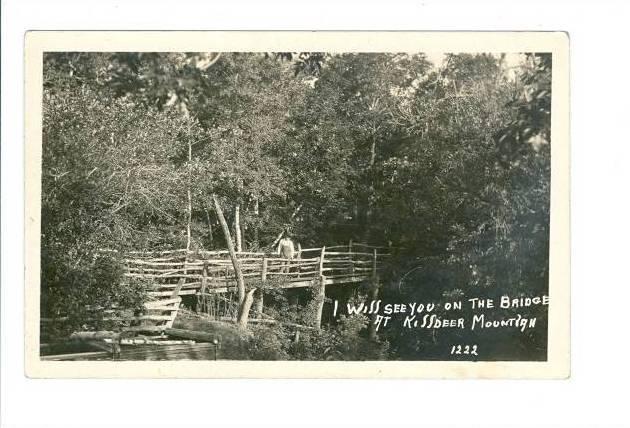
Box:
240;222;246;251
204;206;214;247
237;288;256;328
313;247;326;329
370;133;377;167
253;198;260;247
234;203;242;252
185;132;193;274
212;194;246;309
363;132;378;243
186;188;192;252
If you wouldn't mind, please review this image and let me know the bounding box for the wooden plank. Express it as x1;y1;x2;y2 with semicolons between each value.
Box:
171;280;184;298
324;276;370;285
125;260;202;266
41;351;111;361
266;271;315;277
116;343;217;360
69;331;121;340
147;290;197;297
122;325;170;333
127;249;187;255
278;279;318;289
127;267;204;274
144;298;181;307
324;251;374;256
164;328;219;343
143;306;181;312
124;273;203;279
86;340;115;353
319;247;326;276
106;338;196;345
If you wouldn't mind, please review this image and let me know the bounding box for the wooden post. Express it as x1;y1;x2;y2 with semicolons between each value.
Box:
197;262;208;313
165;297;182;329
368;248;380;341
314;275;326;330
254;290;264;316
255;257;267;316
171;278;185;299
296;243;302;278
348;239;354;276
313;246;326;330
261;257;268;282
318;246;326;277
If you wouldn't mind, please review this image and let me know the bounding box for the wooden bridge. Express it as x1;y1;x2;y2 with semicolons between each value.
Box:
123;243;392;299
43;243;393;335
41;243;394;359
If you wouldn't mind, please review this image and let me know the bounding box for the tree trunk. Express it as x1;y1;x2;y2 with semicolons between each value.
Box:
204;206;214;247
186;126;193;251
212;194;246;309
240;222;246;251
255;257;267;316
313;247;326;329
362;133;378;243
368;249;380;341
253;198;260;247
237;288;257;328
184;189;192;277
186;188;192;252
234;203;242;252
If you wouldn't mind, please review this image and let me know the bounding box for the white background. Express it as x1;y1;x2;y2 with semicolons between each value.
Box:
2;1;629;427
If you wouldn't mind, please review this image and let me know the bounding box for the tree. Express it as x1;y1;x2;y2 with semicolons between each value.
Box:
282;53;433;244
41;80;208;328
375;53;552;359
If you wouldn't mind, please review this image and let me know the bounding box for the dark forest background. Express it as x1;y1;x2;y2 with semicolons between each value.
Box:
41;52;551;360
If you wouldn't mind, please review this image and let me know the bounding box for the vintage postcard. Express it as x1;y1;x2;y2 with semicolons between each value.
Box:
24;31;570;378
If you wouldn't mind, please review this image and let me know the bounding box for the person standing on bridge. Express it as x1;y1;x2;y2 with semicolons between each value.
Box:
277;231;295;273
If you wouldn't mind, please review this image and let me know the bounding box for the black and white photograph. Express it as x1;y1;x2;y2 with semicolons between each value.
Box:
24;32;569;377
7;0;630;424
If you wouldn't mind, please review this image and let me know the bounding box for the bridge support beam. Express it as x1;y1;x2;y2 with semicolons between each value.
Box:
367;280;381;341
255;256;267;316
313;275;326;330
368;249;380;341
254;289;264;316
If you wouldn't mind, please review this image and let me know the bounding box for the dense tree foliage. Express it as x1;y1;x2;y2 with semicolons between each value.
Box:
42;52;551;358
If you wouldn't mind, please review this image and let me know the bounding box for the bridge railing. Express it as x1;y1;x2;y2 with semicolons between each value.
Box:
46;244;394;334
122;243;391;297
